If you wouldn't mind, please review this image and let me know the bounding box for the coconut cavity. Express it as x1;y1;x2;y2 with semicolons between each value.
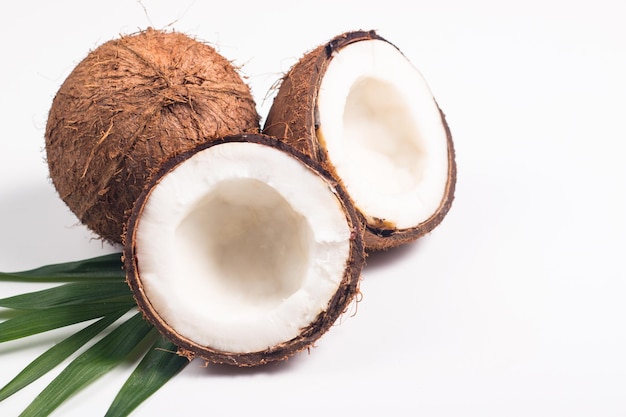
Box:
125;135;364;366
264;31;456;250
316;39;450;230
45;29;260;243
174;178;312;319
342;76;427;195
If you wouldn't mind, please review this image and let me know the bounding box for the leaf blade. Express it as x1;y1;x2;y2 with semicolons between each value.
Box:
0;282;133;310
0;302;135;343
18;312;153;417
0;253;125;283
105;337;189;417
0;311;126;401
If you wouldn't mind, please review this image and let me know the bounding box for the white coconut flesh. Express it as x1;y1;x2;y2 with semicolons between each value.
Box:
316;39;449;229
133;141;352;354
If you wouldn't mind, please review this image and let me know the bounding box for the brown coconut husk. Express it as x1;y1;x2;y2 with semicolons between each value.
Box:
45;28;260;244
124;133;365;367
263;30;456;250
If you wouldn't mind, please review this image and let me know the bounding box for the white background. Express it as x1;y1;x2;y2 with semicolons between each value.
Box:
1;0;625;416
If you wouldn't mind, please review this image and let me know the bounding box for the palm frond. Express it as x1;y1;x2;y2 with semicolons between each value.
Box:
105;337;190;417
0;281;133;310
0;302;135;343
0;312;126;401
0;253;125;283
18;312;154;417
0;254;190;417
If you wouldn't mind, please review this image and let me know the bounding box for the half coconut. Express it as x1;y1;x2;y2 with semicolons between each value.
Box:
264;30;456;250
124;134;365;366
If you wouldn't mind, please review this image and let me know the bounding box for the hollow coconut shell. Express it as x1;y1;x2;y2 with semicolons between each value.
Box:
45;28;260;244
124;133;365;366
264;30;456;250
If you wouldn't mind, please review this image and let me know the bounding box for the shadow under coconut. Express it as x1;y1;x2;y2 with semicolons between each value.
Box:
196;350;306;377
363;239;424;273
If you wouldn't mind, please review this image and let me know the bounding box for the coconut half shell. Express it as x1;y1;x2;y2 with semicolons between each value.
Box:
45;28;260;244
264;30;456;250
124;134;365;366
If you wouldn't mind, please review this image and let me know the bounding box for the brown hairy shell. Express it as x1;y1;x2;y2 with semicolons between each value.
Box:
263;30;456;250
124;133;365;367
45;28;260;243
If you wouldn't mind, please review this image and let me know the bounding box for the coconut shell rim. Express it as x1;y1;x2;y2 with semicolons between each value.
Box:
123;133;365;367
263;30;456;250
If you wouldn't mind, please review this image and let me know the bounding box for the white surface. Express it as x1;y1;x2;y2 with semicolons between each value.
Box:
1;0;625;416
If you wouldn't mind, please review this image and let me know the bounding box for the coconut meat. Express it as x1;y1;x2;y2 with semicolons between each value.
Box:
133;142;351;354
317;39;449;229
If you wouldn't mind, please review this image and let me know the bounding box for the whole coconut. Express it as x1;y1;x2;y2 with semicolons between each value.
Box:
45;28;260;243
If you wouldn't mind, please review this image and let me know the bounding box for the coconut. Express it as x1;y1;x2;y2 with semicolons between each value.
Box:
45;28;260;244
124;133;365;366
264;30;456;250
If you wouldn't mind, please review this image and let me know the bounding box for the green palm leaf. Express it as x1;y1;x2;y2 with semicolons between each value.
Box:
19;312;154;417
0;253;125;283
1;255;190;416
0;311;126;401
0;281;133;310
0;302;134;343
105;337;190;417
